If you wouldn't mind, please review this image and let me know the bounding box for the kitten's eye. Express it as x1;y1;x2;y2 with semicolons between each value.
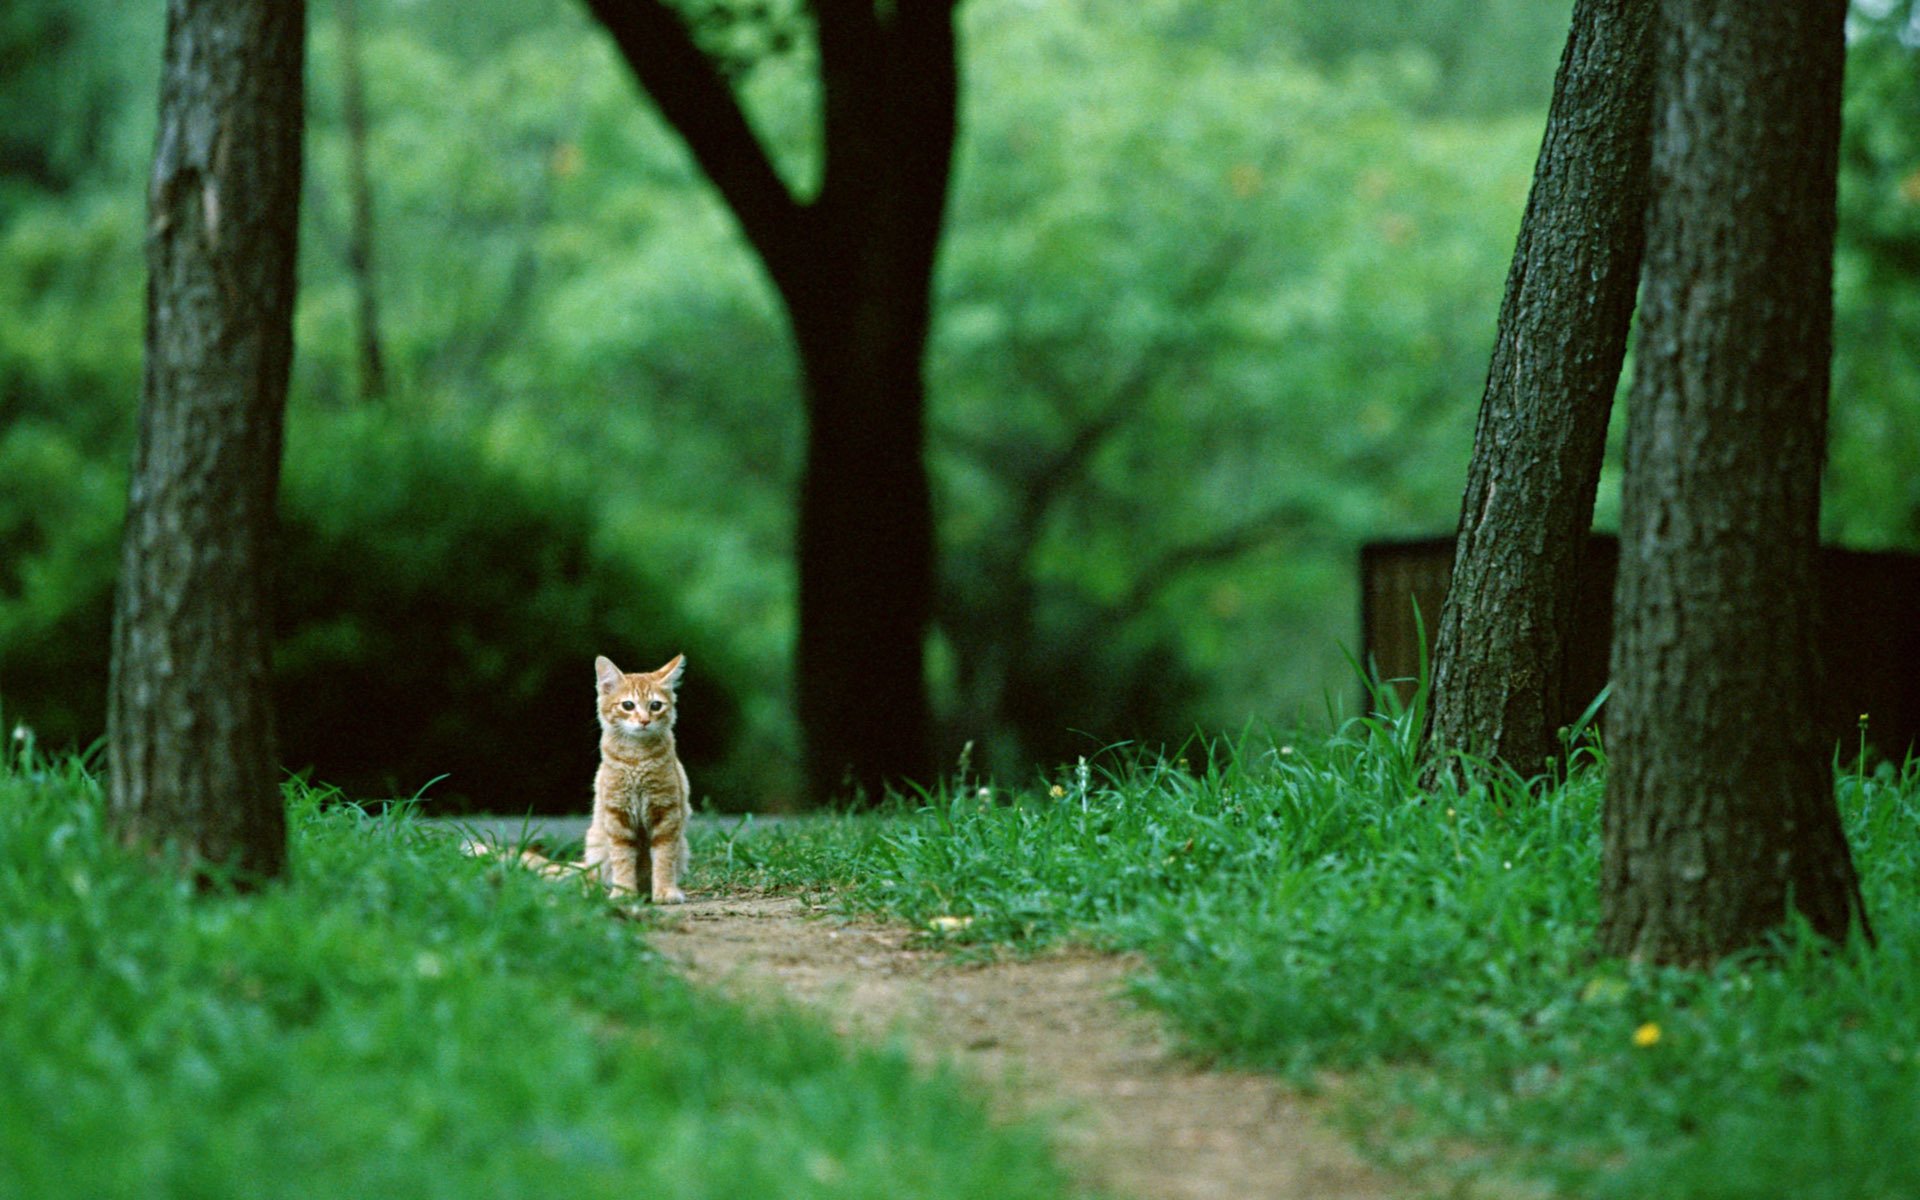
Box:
648;699;665;713
620;700;636;711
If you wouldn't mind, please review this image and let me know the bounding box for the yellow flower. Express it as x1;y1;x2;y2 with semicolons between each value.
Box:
1632;1021;1662;1048
928;915;973;933
1049;784;1066;798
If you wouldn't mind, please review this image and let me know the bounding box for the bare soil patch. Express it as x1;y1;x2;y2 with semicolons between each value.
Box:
648;893;1399;1200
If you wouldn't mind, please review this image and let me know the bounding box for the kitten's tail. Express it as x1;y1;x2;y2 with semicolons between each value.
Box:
461;839;581;880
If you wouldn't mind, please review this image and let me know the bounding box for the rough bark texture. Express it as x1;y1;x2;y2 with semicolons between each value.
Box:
1424;0;1655;780
1601;0;1869;964
109;0;304;883
583;0;956;803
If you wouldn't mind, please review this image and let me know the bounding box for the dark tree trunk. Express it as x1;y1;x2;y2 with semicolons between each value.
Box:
1424;0;1655;781
790;304;937;800
582;0;956;804
109;0;305;884
337;0;387;401
1600;0;1869;964
789;2;953;801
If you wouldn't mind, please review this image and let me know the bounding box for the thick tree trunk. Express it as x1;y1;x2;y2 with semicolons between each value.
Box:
785;2;955;804
1600;0;1869;964
791;300;937;801
581;0;957;805
109;0;304;884
1424;0;1654;780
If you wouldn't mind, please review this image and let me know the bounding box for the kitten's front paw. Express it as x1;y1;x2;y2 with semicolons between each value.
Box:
653;887;687;905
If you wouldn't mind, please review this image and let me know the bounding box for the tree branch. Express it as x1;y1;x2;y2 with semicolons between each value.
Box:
939;426;1030;474
1019;230;1252;504
581;0;810;285
1112;503;1314;617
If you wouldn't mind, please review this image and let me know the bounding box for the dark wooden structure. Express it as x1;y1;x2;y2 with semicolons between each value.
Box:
1361;534;1920;759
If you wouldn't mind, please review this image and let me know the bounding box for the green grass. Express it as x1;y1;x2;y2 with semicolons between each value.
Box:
0;744;1080;1200
704;714;1920;1199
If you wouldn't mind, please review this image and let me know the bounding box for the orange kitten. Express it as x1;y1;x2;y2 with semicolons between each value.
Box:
582;653;690;903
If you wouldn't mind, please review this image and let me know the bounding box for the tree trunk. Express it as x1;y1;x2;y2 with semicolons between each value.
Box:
791;298;937;801
784;1;955;803
581;0;957;804
1600;0;1869;964
337;0;387;402
1424;0;1655;781
109;0;305;884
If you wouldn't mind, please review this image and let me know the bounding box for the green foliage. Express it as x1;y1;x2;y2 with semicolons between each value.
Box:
5;0;1918;805
725;724;1920;1197
275;408;754;813
0;189;144;755
0;194;144;435
0;406;760;813
0;0;157;212
1258;0;1572;116
0;419;122;751
1831;2;1920;549
931;2;1545;772
298;0;1570;782
0;749;1079;1200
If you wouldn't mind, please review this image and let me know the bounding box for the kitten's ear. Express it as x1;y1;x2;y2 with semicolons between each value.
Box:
595;656;622;694
656;654;686;691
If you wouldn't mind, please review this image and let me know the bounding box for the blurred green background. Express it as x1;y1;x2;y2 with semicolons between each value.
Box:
3;0;1916;811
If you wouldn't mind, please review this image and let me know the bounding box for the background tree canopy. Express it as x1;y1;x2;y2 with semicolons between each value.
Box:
2;0;1915;810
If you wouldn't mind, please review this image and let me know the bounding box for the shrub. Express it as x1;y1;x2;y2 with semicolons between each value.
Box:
0;408;752;814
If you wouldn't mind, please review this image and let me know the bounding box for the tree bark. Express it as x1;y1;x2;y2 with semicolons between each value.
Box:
109;0;305;884
1424;0;1654;781
1600;0;1869;964
792;2;953;801
790;298;938;801
582;0;956;803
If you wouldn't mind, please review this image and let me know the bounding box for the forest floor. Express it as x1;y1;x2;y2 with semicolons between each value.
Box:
647;891;1399;1200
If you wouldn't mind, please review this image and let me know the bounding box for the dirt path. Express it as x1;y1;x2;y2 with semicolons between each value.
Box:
648;893;1399;1200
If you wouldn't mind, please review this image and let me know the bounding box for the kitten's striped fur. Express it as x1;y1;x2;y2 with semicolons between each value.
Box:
467;653;691;903
582;653;690;903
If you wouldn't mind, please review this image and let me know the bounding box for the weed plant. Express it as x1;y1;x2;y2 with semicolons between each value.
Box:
0;738;1076;1200
712;708;1920;1199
